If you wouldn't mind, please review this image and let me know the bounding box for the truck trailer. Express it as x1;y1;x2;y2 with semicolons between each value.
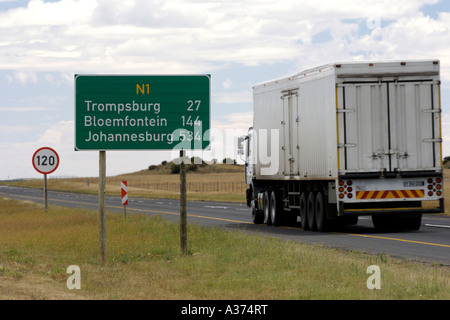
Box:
240;60;444;232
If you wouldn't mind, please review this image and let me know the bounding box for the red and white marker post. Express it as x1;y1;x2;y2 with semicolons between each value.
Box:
121;181;128;219
32;147;60;212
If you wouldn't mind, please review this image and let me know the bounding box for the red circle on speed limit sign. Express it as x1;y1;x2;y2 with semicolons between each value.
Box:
32;147;60;174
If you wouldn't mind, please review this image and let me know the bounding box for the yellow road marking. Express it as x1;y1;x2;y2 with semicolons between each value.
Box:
334;232;450;248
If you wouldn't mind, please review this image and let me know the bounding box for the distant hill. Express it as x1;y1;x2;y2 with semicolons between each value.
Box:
444;156;450;169
123;158;244;176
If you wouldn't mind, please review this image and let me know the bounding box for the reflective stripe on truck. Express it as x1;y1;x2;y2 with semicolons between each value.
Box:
338;176;443;202
356;189;424;199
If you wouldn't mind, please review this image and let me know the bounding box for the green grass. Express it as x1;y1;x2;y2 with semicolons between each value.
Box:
0;198;448;300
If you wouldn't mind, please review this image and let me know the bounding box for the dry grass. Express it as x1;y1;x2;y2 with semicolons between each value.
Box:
0;198;448;300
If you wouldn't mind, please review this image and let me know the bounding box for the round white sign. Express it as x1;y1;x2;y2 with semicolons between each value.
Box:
32;147;60;174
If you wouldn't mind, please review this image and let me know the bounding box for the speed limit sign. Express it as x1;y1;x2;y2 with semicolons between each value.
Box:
32;147;60;174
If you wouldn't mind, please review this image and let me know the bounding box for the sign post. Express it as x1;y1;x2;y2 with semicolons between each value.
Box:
179;150;187;255
75;74;210;261
32;147;60;212
121;181;128;220
99;151;106;266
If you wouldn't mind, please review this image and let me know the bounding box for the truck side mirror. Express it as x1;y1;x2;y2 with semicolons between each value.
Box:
237;136;245;155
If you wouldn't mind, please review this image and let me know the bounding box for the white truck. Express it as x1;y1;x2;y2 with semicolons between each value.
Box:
240;60;444;231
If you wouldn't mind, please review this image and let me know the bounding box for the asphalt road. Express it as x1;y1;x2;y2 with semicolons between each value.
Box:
1;185;449;265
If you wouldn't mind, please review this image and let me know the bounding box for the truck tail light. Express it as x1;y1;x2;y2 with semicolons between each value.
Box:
427;177;442;197
338;180;354;199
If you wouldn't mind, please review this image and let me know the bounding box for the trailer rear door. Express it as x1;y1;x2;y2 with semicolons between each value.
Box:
281;90;300;176
337;80;441;174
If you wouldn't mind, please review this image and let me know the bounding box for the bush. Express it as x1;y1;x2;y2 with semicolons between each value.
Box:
187;164;198;172
222;158;237;165
170;164;180;174
191;157;206;165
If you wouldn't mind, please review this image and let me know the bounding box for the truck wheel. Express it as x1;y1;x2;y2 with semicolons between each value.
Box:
307;192;317;231
372;215;389;231
251;198;264;224
263;191;272;225
270;191;282;226
299;192;309;230
315;191;327;232
402;214;422;231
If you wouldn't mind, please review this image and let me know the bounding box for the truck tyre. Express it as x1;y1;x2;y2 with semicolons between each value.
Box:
315;191;327;232
372;215;389;231
270;191;281;226
299;192;309;230
397;214;422;231
307;192;317;231
263;191;272;225
251;197;264;224
404;214;422;231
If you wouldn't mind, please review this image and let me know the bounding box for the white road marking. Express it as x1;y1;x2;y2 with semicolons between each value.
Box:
204;205;228;209
425;224;450;229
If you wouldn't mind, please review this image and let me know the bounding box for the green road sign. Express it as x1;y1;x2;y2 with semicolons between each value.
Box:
74;75;210;150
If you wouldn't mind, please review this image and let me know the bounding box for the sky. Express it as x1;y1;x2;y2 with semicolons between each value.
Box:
1;0;450;180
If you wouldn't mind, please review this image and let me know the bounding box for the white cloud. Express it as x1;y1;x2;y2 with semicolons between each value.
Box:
0;93;67;112
212;112;253;132
214;90;252;104
0;0;97;27
0;0;446;76
6;71;38;84
222;78;233;89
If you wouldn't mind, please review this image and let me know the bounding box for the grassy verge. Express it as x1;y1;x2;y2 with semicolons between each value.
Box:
0;198;448;300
